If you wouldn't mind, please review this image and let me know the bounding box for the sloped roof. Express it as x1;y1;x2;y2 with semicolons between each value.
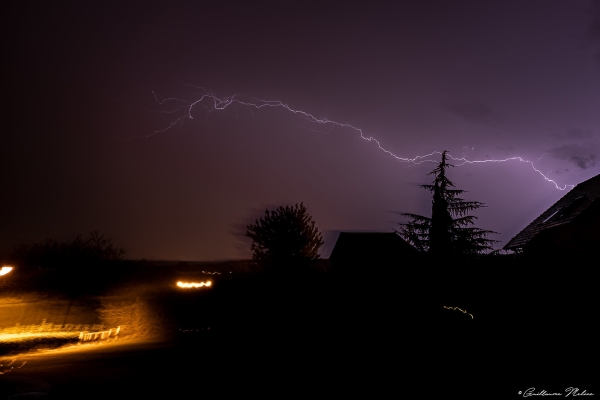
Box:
329;232;418;262
504;174;600;250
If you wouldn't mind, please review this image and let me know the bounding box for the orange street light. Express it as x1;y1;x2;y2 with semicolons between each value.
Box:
176;280;212;289
0;266;13;276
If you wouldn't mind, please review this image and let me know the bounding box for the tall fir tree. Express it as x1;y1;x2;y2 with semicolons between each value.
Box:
398;151;497;256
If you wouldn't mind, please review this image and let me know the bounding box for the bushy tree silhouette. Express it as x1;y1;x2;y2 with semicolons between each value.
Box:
12;230;125;272
11;231;126;326
398;151;497;256
245;203;323;271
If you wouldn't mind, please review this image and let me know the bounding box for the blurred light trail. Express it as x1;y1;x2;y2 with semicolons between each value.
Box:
0;266;13;276
148;87;574;191
176;280;212;289
0;332;79;342
0;359;26;375
443;306;474;319
79;326;120;341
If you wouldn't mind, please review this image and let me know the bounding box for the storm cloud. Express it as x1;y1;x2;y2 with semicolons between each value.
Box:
442;103;503;127
3;1;600;260
587;1;600;68
552;129;595;140
548;144;599;170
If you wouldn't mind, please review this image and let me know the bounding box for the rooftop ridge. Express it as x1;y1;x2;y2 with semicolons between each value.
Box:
504;173;600;250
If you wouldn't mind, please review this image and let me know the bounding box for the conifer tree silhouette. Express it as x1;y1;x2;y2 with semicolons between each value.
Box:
398;151;497;256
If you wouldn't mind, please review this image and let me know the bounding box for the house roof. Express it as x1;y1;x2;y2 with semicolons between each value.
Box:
504;173;600;250
329;232;418;262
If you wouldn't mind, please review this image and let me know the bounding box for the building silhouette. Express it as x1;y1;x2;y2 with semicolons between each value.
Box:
504;173;600;255
329;232;418;273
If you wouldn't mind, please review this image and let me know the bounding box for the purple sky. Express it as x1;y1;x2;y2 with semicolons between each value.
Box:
2;1;600;260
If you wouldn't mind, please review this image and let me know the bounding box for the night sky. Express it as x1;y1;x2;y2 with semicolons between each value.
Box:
2;1;599;261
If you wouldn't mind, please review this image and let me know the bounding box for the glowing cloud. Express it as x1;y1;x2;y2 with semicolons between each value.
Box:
0;266;13;276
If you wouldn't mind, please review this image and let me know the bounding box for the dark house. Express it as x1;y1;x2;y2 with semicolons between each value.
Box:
329;232;418;273
504;173;600;255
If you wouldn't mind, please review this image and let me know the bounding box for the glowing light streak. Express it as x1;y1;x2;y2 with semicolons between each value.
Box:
79;326;120;341
0;321;105;335
176;280;212;289
0;266;13;276
0;324;125;363
443;306;474;319
0;359;26;375
0;332;79;342
148;87;574;190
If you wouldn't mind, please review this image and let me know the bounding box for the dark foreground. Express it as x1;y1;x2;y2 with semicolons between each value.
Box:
0;324;595;399
1;262;597;399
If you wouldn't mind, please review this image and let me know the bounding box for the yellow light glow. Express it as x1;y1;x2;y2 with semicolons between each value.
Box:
0;359;27;375
176;280;212;289
0;332;79;343
443;306;474;319
0;322;123;364
79;326;120;341
0;266;13;276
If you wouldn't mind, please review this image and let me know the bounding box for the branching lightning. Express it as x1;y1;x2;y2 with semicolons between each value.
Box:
147;86;574;191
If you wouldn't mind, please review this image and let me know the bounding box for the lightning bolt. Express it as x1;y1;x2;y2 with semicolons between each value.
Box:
447;155;574;190
145;86;574;191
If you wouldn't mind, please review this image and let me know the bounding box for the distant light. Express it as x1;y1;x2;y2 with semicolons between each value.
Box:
443;305;474;319
177;281;212;289
0;266;13;276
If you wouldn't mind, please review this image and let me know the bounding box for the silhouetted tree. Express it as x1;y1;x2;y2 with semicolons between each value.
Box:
245;203;324;272
11;230;126;326
398;151;497;256
12;230;125;271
